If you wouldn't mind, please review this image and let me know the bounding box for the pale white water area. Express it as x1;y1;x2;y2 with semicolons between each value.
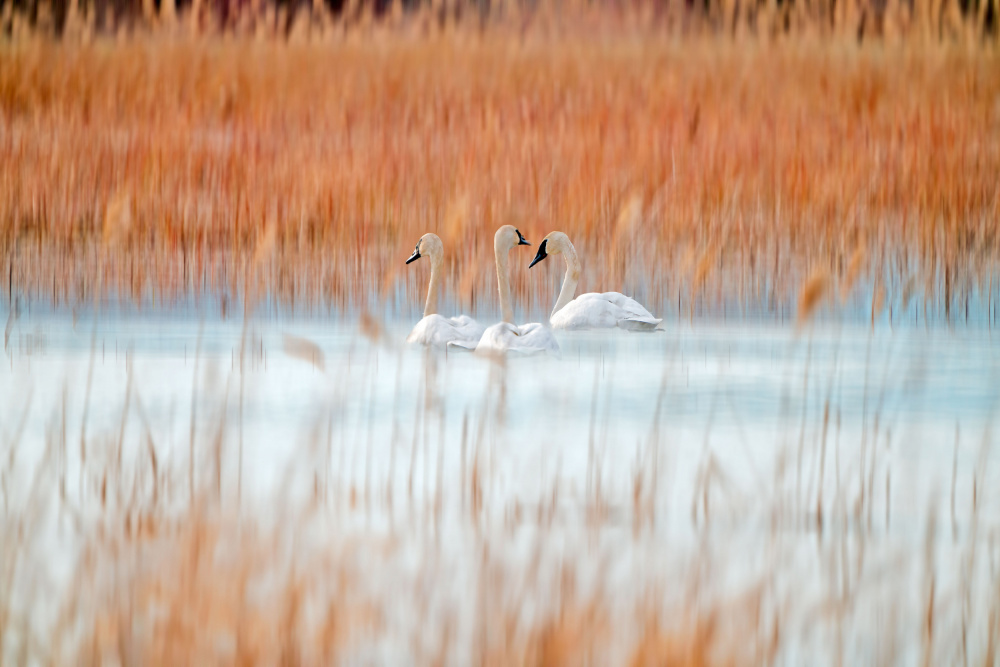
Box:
2;309;999;663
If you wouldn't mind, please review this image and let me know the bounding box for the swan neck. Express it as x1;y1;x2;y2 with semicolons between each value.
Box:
423;254;443;318
551;244;581;317
495;244;514;324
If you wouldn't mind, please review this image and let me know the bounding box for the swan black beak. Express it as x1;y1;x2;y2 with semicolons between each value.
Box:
405;243;421;264
528;239;548;268
515;229;531;246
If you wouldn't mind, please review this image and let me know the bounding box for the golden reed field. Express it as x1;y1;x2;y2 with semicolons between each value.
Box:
1;0;998;322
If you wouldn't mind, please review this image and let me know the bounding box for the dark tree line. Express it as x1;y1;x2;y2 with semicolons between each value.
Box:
1;0;996;39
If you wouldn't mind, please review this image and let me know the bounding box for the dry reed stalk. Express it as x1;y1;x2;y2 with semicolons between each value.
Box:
840;245;866;303
797;268;829;325
282;333;325;370
871;283;886;327
72;517;382;664
358;310;385;342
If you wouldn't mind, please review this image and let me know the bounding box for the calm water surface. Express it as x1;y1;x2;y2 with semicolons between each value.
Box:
2;309;999;663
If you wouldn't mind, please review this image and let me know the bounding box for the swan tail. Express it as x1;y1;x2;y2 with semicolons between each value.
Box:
618;317;663;332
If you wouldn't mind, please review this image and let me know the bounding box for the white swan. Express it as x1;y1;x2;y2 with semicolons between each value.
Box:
458;225;560;356
404;233;486;348
529;231;662;331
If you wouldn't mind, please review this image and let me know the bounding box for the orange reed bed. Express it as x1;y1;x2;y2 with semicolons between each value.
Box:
1;34;998;321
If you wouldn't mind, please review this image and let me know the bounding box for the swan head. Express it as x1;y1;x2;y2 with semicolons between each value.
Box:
529;231;571;268
406;232;444;265
494;225;531;253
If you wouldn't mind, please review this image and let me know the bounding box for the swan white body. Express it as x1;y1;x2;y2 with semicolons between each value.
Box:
529;232;662;331
470;321;561;355
404;233;485;348
470;226;560;356
550;291;660;331
406;314;486;347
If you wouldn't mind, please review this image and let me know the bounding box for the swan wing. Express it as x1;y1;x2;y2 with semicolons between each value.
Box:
474;322;560;356
512;322;561;355
446;314;487;340
474;322;520;353
596;292;662;331
551;292;662;331
550;296;620;330
445;317;485;350
407;314;487;348
595;292;658;321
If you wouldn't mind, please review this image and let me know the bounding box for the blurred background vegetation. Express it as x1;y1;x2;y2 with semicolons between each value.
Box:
2;0;997;43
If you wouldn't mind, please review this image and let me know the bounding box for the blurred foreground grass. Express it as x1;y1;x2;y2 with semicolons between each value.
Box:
2;320;998;664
